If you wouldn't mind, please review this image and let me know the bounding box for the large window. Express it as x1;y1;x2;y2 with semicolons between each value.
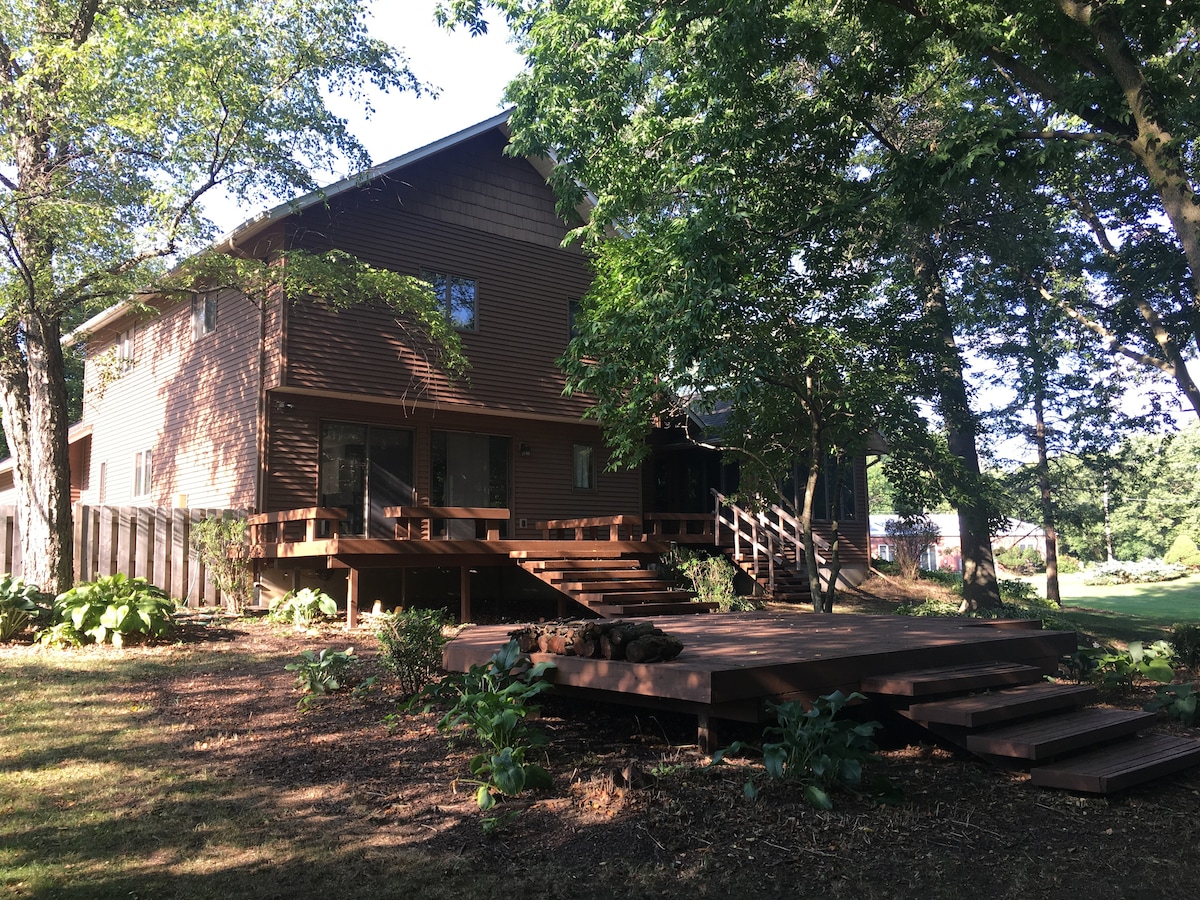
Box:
426;272;477;331
319;423;414;536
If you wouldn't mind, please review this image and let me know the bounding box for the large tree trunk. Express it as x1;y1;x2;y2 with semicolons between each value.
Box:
0;313;74;594
911;241;1001;611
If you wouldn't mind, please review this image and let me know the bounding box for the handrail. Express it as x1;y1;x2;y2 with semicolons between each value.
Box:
534;514;643;541
247;507;347;544
711;489;828;594
384;506;511;540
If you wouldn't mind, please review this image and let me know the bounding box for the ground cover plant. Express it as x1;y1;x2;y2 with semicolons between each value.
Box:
3;587;1200;899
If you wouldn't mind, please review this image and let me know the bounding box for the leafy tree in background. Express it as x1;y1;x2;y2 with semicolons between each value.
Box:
0;1;449;593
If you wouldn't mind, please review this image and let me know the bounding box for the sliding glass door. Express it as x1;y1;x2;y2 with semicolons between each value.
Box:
319;423;414;536
431;430;509;537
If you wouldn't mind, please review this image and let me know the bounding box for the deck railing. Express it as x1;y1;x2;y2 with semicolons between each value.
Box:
711;490;828;593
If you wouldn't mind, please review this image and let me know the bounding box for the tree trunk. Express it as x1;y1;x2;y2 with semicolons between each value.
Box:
0;313;74;594
1031;370;1061;607
911;240;1001;611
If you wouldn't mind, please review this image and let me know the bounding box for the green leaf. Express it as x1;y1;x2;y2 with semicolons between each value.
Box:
804;784;834;810
489;749;527;797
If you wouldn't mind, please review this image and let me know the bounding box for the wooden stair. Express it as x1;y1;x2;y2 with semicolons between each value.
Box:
863;661;1200;794
721;547;811;603
516;555;715;618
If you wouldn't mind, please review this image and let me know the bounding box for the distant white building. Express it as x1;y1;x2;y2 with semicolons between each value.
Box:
869;514;1046;572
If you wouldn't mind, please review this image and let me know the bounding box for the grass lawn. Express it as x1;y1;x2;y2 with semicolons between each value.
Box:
1050;573;1200;643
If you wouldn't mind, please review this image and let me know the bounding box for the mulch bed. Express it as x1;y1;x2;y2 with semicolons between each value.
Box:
129;610;1200;899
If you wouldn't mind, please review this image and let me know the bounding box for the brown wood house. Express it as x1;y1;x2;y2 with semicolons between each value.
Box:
57;112;871;620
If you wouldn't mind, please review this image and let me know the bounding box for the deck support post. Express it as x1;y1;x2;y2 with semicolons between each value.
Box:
460;566;471;623
697;712;716;754
400;568;408;609
346;567;360;630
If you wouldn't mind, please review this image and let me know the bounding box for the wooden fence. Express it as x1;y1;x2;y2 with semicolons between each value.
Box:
0;505;245;606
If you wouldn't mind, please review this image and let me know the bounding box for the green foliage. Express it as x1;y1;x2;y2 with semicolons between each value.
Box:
711;691;889;810
664;548;756;612
995;547;1045;575
0;575;50;642
374;608;451;697
268;588;338;627
285;647;359;710
420;640;555;813
1057;555;1081;575
895;598;959;618
997;578;1039;605
1165;534;1200;568
39;574;174;647
1169;623;1200;670
1144;682;1199;727
1082;560;1188;586
1075;641;1177;692
189;514;251;614
884;515;940;580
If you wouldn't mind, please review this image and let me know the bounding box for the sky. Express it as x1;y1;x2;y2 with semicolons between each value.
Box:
206;3;525;236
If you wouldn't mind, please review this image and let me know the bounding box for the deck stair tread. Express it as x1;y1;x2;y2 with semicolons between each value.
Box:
861;661;1044;697
593;601;717;616
549;570;666;583
1030;733;1200;793
560;580;678;593
577;590;693;604
904;683;1098;727
527;559;642;571
966;707;1155;760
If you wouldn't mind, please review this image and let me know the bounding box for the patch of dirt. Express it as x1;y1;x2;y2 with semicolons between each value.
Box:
135;600;1200;899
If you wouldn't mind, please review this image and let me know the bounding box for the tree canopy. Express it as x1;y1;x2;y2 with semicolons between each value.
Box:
0;1;446;592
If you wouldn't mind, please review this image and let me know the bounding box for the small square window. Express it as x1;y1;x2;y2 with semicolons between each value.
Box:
193;291;217;338
426;272;476;331
573;443;594;490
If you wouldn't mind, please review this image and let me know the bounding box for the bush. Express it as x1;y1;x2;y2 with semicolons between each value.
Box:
285;647;361;710
190;514;251;614
884;515;939;580
1170;623;1200;669
1082;559;1188;585
1057;555;1081;575
375;607;451;697
895;598;959;617
1165;534;1200;568
0;575;50;642
995;546;1045;575
268;587;337;627
39;574;175;647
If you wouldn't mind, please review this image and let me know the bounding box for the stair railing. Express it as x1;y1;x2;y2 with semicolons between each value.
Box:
711;490;830;595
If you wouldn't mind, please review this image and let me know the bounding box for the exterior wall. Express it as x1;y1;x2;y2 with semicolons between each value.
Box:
282;129;594;420
263;396;641;537
78;287;261;509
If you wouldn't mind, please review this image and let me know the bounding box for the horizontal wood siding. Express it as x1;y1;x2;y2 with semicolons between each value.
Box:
282;128;594;419
264;397;641;530
79;288;261;509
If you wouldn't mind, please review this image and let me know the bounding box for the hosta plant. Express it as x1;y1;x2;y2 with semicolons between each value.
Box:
286;647;360;710
268;587;338;627
0;575;50;642
40;574;175;647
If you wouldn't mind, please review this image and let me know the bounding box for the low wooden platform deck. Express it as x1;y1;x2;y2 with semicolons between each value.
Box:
445;612;1074;745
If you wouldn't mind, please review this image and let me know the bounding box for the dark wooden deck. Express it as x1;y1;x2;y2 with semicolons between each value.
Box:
444;612;1075;746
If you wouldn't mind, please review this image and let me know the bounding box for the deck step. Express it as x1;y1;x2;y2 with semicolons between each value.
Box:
904;683;1098;728
861;661;1045;698
966;708;1155;760
576;590;691;605
560;579;677;593
593;601;717;617
527;558;642;571
1030;733;1200;793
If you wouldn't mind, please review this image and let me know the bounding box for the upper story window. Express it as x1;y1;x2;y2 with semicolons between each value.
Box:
117;327;135;374
426;272;476;331
133;448;153;499
573;443;594;490
568;299;582;339
193;290;217;338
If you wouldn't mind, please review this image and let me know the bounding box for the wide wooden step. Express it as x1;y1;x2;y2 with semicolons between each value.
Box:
966;708;1155;760
861;661;1044;698
547;569;662;582
904;683;1098;728
527;558;642;571
593;601;718;617
1030;733;1200;793
577;590;691;605
560;579;677;593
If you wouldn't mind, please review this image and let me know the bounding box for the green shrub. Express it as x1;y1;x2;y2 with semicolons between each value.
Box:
419;640;555;813
0;575;50;642
678;552;756;612
920;569;962;592
1057;555;1081;575
1169;623;1200;669
894;598;959;617
1076;640;1176;691
40;574;174;647
1144;682;1198;726
190;514;251;614
375;607;451;697
286;647;360;710
1165;534;1200;568
996;546;1046;575
712;690;890;810
268;587;337;627
998;578;1039;605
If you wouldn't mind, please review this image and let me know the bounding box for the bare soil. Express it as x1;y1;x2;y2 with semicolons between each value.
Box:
32;578;1200;899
